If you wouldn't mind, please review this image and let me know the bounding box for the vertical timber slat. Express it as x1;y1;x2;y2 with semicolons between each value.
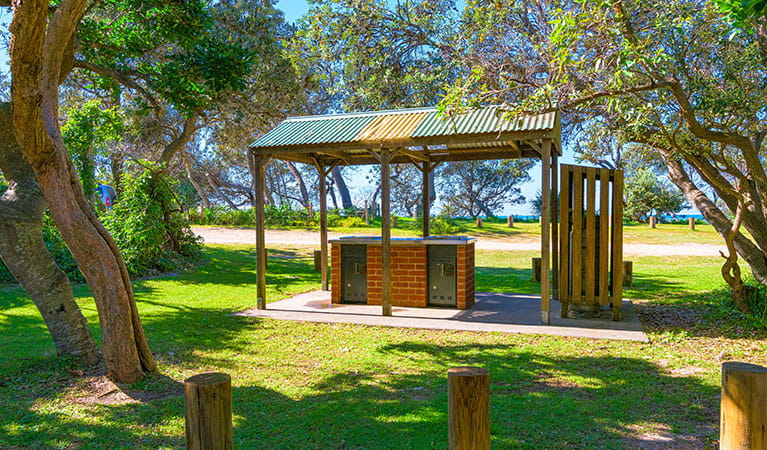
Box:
584;168;597;305
422;161;430;237
598;168;610;306
559;166;570;317
540;140;552;324
611;170;624;320
552;154;559;301
571;166;583;306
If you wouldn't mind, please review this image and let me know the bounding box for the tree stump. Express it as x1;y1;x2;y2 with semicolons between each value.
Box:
532;257;542;282
448;366;490;450
623;261;633;287
185;372;233;450
476;217;483;228
721;362;767;449
507;215;514;227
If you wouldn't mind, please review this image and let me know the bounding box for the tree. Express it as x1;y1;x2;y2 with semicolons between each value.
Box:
10;0;156;382
448;0;767;311
0;103;98;365
440;159;534;218
623;168;687;223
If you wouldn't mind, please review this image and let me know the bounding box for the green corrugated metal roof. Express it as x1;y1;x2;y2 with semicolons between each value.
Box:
250;106;558;150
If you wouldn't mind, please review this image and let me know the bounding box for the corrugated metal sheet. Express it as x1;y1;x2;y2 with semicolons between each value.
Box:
250;115;376;148
355;112;428;142
412;108;557;137
250;106;557;149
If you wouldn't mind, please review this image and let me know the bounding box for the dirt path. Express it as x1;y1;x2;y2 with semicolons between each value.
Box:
192;226;726;256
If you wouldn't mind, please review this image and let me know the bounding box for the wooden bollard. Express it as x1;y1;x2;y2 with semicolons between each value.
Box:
507;215;514;227
448;366;490;450
689;217;695;230
649;216;656;228
720;362;767;449
313;250;322;272
185;372;233;450
476;217;483;228
532;257;542;282
392;216;398;228
623;261;633;287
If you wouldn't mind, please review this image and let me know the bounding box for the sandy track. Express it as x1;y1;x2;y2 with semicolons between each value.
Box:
192;226;726;257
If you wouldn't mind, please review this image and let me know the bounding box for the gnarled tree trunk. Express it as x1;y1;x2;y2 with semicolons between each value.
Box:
11;0;155;382
0;103;98;365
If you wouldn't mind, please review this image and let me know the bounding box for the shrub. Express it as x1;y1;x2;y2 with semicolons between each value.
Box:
102;164;201;276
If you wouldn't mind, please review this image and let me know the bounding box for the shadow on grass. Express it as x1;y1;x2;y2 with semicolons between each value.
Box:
0;340;718;448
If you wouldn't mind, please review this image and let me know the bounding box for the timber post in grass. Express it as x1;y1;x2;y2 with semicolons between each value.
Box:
720;362;767;448
253;154;267;310
448;366;490;450
623;261;633;287
507;215;514;227
689;217;695;230
185;372;233;450
649;216;656;228
532;257;542;282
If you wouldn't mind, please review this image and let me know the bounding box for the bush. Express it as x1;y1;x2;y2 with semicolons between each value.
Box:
430;215;464;235
102;164;201;276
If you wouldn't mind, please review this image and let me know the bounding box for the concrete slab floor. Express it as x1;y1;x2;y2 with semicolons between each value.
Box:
235;291;649;342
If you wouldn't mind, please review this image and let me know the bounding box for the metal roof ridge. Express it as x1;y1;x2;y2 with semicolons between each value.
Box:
284;106;438;122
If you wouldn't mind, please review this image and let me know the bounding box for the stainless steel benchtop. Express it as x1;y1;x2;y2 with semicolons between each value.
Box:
330;236;475;245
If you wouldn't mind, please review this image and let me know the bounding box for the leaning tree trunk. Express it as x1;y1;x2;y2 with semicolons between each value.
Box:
11;0;155;383
0;103;98;365
332;166;354;209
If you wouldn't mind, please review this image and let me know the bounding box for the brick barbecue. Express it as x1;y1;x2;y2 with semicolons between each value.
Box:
330;237;475;309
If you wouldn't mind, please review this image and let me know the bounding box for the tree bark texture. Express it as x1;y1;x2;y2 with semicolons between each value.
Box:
0;103;98;365
332;166;353;209
10;0;155;382
660;148;767;285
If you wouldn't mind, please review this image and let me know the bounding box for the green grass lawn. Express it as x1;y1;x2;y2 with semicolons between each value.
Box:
1;244;764;448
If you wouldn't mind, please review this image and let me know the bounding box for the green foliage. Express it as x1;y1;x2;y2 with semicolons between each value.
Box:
743;277;767;328
715;0;767;28
61;100;125;201
264;204;313;227
102;164;201;276
624;168;687;223
430;214;464;235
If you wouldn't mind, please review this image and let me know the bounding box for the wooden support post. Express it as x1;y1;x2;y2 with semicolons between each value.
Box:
448;367;490;450
720;362;767;449
611;170;624;321
422;161;430;237
532;257;542;282
476;217;483;228
541;140;552;324
507;215;514;227
552;154;559;301
253;154;267;310
559;166;570;318
689;217;695;230
315;161;330;291
185;372;233;450
379;148;393;316
623;261;633;287
649;216;656;228
313;250;322;272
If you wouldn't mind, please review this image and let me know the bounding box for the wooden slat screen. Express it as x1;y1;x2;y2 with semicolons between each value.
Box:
558;164;624;321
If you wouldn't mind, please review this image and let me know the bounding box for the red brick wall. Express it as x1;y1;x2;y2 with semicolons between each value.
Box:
457;243;475;309
330;242;474;309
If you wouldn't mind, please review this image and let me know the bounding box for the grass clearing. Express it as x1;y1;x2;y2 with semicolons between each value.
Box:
1;243;764;448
